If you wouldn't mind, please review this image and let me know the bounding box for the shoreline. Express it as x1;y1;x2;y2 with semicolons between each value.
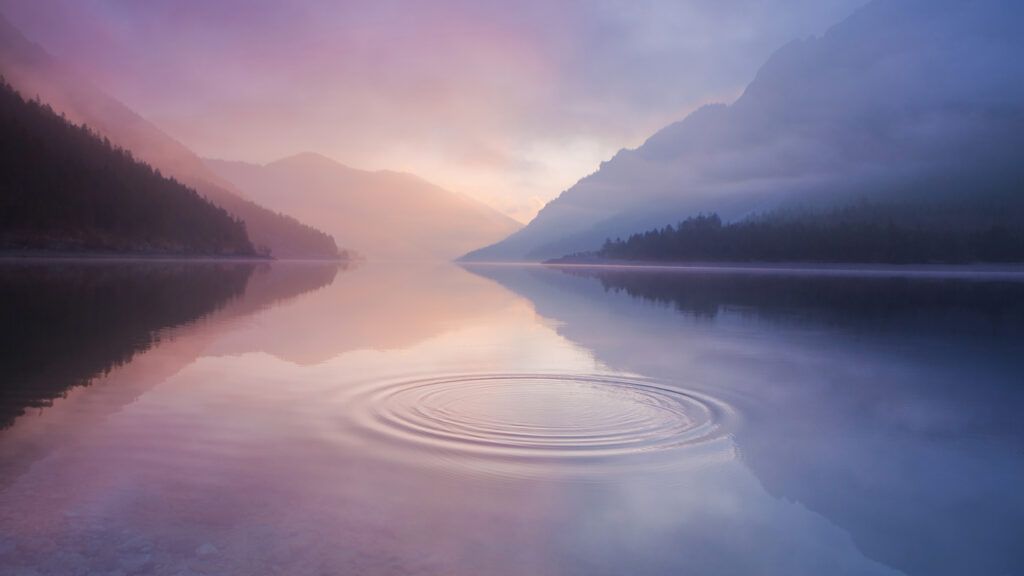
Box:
0;251;347;264
464;259;1024;280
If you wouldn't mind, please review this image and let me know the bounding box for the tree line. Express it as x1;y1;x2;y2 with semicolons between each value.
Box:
592;209;1024;264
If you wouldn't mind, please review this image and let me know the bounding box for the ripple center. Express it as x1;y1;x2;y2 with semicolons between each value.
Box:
346;374;736;476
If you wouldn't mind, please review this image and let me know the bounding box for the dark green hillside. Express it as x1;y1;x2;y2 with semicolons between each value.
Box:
575;203;1024;265
0;79;257;256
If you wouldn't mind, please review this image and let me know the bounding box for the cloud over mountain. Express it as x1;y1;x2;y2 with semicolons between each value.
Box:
466;0;1024;261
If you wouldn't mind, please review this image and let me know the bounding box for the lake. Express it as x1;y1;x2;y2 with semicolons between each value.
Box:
1;261;1022;576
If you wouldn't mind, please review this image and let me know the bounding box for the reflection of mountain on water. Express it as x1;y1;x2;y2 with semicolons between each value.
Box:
564;266;1024;337
0;262;249;428
0;261;340;496
466;264;1024;576
206;262;521;365
0;261;340;429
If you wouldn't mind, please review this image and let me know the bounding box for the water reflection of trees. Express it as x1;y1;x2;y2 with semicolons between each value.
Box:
0;263;255;428
533;265;1024;576
567;267;1024;336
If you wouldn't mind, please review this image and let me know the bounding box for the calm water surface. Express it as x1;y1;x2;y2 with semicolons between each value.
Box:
0;261;1022;576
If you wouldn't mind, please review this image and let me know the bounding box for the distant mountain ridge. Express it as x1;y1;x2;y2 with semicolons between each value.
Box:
0;14;342;259
465;0;1024;262
206;153;522;260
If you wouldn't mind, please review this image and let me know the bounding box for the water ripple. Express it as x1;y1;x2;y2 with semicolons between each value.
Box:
341;373;739;481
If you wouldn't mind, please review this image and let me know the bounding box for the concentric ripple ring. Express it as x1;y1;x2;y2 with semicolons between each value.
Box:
343;373;738;478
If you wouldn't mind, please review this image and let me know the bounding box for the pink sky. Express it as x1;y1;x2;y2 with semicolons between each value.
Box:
0;0;864;221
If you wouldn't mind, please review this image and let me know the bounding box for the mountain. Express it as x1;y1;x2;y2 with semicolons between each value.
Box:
0;14;341;259
465;0;1024;262
205;153;522;260
0;80;255;255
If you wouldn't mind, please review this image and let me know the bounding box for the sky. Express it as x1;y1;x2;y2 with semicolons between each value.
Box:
0;0;867;222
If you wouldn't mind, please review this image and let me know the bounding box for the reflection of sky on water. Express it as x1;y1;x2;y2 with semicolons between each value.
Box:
473;264;1024;576
0;262;1020;575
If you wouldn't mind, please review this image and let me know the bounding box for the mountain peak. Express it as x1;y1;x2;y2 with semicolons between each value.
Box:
269;151;349;170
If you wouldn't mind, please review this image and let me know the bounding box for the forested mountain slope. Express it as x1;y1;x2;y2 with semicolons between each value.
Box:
0;80;255;256
0;14;341;259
